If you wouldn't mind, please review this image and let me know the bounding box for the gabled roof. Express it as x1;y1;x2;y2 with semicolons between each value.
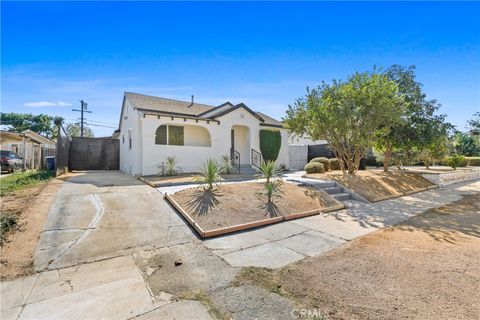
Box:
22;130;55;145
119;92;285;129
125;92;214;116
0;130;54;145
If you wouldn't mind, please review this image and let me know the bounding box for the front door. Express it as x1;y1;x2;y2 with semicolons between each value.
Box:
231;129;235;150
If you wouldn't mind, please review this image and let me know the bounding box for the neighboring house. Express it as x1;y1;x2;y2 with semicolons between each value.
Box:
118;92;289;176
288;133;327;146
0;130;56;169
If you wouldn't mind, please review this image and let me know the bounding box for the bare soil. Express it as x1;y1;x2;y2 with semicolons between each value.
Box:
275;192;480;320
171;182;341;231
305;170;434;201
0;178;63;279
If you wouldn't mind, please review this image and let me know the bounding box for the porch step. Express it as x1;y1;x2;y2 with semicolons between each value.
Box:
239;165;258;175
322;186;343;194
331;193;352;201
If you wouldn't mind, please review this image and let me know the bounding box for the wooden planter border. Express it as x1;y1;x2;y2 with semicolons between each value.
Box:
164;193;344;238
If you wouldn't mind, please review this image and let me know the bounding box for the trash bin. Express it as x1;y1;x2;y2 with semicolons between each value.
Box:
46;156;55;171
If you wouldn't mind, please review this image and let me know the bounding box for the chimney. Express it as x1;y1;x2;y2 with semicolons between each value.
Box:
190;95;194;106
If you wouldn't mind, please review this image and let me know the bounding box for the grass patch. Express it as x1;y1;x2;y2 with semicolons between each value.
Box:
177;290;230;320
231;266;289;297
0;213;18;245
0;170;53;196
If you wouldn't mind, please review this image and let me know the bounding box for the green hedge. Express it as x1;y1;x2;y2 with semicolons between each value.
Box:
259;129;281;162
305;162;325;174
466;157;480;166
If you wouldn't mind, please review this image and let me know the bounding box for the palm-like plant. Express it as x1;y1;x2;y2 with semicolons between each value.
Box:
164;156;178;176
257;160;279;184
220;154;233;175
258;161;283;203
194;158;223;190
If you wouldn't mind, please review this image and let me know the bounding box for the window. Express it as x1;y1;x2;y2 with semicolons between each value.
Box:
155;125;184;146
155;125;167;145
168;126;184;146
129;137;132;149
122;135;125;144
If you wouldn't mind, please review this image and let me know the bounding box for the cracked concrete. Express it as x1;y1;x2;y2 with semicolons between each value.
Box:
1;171;477;320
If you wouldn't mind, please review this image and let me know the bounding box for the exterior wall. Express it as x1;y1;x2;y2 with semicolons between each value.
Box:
288;133;327;146
119;98;142;175
184;125;211;147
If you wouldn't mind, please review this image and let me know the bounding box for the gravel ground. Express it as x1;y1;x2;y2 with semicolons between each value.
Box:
276;192;480;320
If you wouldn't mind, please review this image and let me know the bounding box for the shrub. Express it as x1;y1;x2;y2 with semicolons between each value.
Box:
304;162;325;174
194;158;223;190
447;154;467;170
328;158;341;170
0;214;18;245
466;157;480;166
161;156;178;176
259;129;281;162
310;157;330;171
220;154;234;174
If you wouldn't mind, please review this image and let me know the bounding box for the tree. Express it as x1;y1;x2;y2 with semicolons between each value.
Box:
0;112;57;139
467;112;480;134
284;70;404;175
64;123;95;138
454;131;480;156
374;65;453;171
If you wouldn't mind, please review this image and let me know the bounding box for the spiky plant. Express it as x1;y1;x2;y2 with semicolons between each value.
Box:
257;160;279;184
194;158;223;190
164;156;178;176
220;154;233;175
257;160;283;203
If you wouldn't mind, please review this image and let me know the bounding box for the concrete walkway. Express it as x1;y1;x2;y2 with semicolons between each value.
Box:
1;171;478;320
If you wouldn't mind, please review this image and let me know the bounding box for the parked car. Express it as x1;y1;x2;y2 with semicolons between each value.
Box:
0;150;24;173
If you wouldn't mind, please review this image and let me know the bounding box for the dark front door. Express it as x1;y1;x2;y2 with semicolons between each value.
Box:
231;129;235;149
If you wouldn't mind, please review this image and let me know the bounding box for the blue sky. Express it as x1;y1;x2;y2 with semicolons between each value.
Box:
2;1;479;136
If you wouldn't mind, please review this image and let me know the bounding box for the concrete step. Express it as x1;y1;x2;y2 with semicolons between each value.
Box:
239;165;258;175
332;193;352;201
309;181;336;188
322;186;343;195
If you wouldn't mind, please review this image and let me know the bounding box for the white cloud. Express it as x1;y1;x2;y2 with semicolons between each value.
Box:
23;101;72;107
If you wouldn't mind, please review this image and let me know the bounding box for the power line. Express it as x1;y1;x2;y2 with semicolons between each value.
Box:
72;100;92;137
84;122;117;129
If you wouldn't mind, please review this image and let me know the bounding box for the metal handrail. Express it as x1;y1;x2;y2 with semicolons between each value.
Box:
230;147;240;174
251;149;262;171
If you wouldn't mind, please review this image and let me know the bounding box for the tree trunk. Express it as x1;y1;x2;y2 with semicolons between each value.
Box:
383;143;392;172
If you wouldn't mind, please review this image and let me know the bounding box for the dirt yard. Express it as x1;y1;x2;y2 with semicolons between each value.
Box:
0;178;63;279
270;192;480;320
171;182;342;231
305;170;434;201
143;173;256;187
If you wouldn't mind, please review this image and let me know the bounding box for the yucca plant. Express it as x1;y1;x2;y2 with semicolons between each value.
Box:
194;158;223;190
257;160;283;203
220;154;233;175
257;160;279;184
164;156;178;176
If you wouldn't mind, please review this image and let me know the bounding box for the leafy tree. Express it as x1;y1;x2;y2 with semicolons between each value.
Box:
285;70;404;175
64;123;95;138
0;112;57;139
454;131;480;156
467;112;480;134
374;65;453;171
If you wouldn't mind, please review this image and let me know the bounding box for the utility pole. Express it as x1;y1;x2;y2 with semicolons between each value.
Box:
72;100;92;137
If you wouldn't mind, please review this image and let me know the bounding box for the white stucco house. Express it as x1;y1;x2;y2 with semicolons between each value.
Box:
118;92;289;176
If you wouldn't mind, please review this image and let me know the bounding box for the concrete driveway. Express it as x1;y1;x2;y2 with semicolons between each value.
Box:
1;171;478;320
34;171;195;271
